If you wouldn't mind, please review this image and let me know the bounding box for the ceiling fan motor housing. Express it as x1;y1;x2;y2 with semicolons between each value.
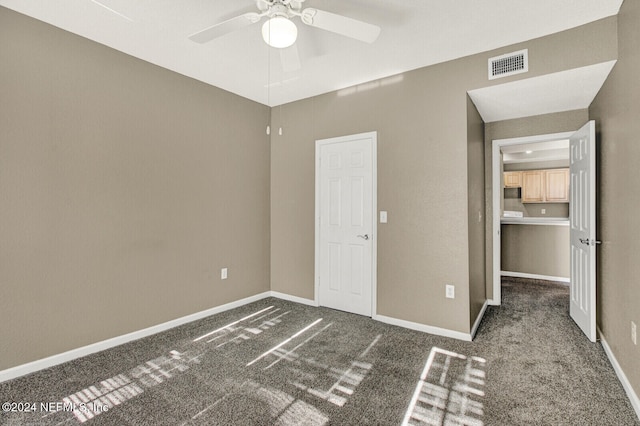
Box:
257;0;303;16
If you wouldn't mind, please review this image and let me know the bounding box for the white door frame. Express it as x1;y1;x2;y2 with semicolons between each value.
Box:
490;131;574;305
314;131;378;317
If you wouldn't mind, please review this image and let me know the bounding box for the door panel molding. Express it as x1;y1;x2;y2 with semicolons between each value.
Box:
315;131;377;317
569;120;597;342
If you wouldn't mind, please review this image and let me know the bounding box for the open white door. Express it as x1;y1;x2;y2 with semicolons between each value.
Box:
316;132;376;317
569;120;598;342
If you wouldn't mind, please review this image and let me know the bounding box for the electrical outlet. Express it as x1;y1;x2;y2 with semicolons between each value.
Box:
541;208;546;215
221;268;228;280
445;284;455;299
632;321;637;346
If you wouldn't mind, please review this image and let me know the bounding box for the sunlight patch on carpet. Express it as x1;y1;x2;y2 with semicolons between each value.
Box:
402;346;486;426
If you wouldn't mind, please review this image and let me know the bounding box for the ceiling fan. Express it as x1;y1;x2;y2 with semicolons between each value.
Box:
188;0;381;48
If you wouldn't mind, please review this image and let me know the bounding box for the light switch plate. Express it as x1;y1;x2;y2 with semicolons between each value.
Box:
380;211;387;223
446;284;455;299
221;268;228;280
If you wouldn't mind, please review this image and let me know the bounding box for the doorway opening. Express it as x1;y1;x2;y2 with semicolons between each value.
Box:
491;122;597;342
500;138;571;283
491;130;574;305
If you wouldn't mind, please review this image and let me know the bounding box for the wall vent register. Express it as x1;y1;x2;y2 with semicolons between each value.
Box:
488;49;528;80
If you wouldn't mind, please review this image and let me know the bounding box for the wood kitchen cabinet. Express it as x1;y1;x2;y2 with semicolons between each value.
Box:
545;168;570;202
522;171;545;202
504;171;522;188
520;168;569;203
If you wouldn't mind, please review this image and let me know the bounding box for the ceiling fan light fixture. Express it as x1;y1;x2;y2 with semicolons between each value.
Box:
262;16;297;48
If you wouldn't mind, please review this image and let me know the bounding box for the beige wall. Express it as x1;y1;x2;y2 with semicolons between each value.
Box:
501;225;570;278
271;18;617;334
271;69;473;333
503;198;569;218
0;5;626;373
0;8;271;371
467;97;486;326
484;109;589;300
589;0;640;402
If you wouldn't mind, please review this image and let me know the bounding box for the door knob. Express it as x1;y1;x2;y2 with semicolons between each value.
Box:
580;238;602;246
357;234;369;240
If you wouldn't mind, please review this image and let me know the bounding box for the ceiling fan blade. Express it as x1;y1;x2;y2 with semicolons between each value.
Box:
280;44;301;72
189;13;261;44
300;8;380;43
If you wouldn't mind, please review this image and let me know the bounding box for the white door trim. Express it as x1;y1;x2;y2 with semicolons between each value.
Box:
490;131;574;305
314;131;377;317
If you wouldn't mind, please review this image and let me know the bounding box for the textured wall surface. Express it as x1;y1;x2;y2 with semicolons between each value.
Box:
501;224;570;278
467;97;486;327
0;8;271;370
271;18;617;334
589;0;640;406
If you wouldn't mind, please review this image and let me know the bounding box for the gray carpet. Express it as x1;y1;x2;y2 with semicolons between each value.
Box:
1;278;638;425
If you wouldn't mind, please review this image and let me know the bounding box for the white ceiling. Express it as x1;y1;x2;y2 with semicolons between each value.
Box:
468;60;617;123
502;140;570;164
0;0;623;107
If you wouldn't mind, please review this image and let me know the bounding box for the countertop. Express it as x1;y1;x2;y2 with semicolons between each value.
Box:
500;217;569;226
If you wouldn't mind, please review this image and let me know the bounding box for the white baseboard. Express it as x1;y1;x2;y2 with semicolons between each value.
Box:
0;291;271;384
0;291;494;384
471;300;489;339
271;292;473;342
501;270;570;283
374;314;472;342
270;291;318;307
599;329;640;421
